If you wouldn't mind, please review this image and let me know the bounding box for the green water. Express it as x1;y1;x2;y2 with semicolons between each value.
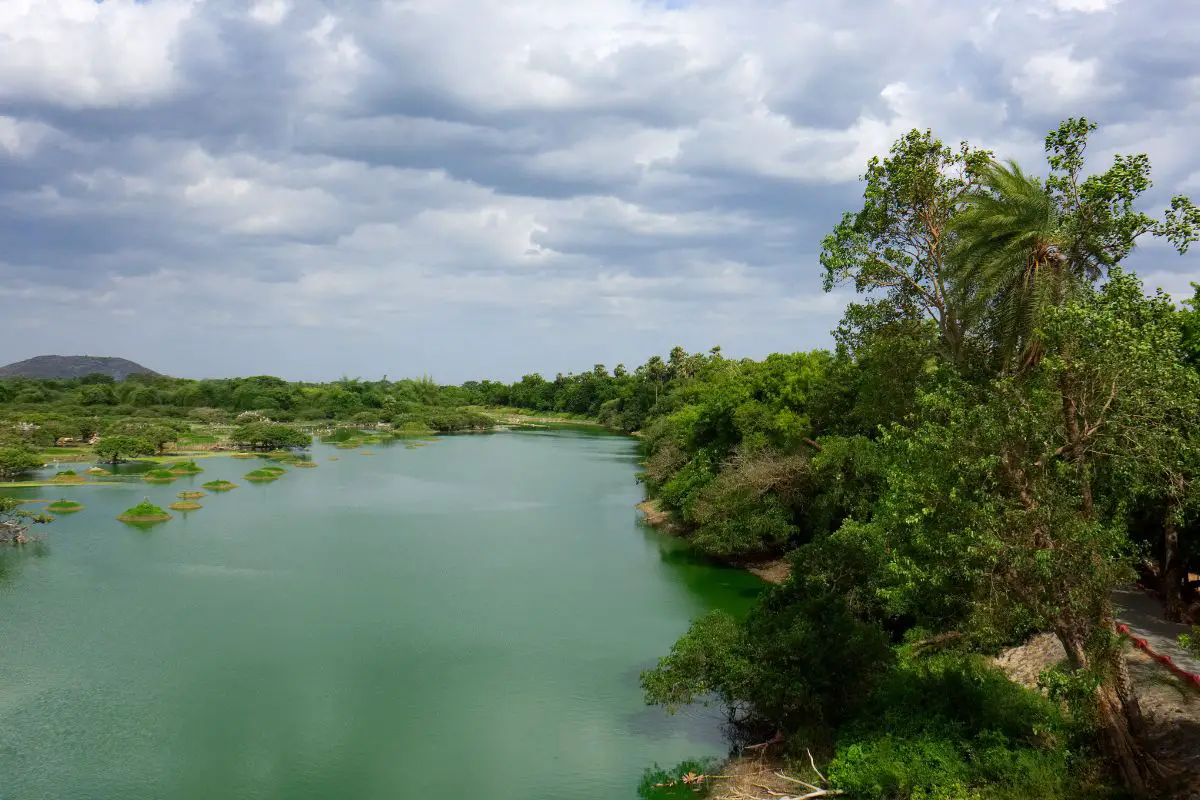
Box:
0;429;763;799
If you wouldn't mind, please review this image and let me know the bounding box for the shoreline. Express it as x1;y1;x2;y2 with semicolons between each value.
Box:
636;498;791;585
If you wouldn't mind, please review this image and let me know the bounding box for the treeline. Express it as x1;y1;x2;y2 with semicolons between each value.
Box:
629;120;1200;798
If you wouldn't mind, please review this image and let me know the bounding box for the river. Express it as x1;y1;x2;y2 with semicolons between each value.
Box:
0;428;763;799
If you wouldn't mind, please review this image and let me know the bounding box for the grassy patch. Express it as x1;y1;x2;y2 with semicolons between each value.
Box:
168;501;203;511
143;469;178;483
176;491;206;499
202;480;238;492
118;499;171;524
244;469;280;482
47;499;84;513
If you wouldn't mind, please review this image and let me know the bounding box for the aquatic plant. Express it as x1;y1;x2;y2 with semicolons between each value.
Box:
51;470;86;483
177;491;206;500
85;467;111;476
167;460;204;475
244;469;279;482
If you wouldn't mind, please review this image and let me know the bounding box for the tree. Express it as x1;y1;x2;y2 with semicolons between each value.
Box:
95;435;154;464
230;423;311;450
821;129;993;365
0;448;42;480
0;495;51;544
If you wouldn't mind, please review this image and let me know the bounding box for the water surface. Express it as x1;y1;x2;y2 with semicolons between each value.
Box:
0;429;762;799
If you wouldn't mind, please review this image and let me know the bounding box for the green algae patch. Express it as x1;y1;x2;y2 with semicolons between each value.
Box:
167;460;204;475
169;501;203;512
244;469;280;482
118;499;172;524
143;469;178;484
202;480;238;492
51;470;87;484
47;499;84;513
177;491;206;500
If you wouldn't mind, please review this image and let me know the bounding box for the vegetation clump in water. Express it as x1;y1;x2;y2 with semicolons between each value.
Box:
47;499;84;513
51;470;86;484
85;467;111;476
143;469;177;483
244;469;280;482
117;499;171;524
202;480;238;492
169;501;202;511
177;491;206;500
167;460;204;475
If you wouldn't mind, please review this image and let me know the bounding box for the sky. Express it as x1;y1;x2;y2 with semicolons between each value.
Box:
2;0;1200;382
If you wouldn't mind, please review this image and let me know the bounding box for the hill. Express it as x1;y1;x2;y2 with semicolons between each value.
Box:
0;355;163;381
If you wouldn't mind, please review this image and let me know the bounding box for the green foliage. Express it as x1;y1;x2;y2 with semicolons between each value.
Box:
637;758;720;800
1180;628;1200;658
231;423;311;450
828;654;1087;800
0;447;42;480
95;435;154;463
120;499;168;518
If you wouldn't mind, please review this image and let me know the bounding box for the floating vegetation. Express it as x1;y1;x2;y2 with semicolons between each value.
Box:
244;469;280;482
177;491;206;500
168;501;202;512
143;469;178;484
202;480;238;492
85;467;111;476
118;499;172;524
335;442;360;450
327;457;339;461
51;470;86;484
167;460;204;475
47;499;84;513
405;443;427;450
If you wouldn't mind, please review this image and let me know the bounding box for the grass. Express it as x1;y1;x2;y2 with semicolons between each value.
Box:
51;470;87;484
244;469;280;482
143;469;178;483
231;452;258;459
85;467;111;475
168;501;203;511
118;499;171;524
202;480;238;491
167;460;204;475
177;491;206;500
46;499;84;513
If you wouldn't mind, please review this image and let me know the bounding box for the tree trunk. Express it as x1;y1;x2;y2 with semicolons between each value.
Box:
1056;622;1150;796
1163;476;1186;622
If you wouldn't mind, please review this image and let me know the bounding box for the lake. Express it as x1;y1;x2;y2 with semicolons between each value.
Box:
0;428;763;799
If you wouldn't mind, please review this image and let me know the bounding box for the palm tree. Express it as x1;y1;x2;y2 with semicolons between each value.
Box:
951;160;1092;372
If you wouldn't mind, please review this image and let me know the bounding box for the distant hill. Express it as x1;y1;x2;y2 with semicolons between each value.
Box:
0;356;163;381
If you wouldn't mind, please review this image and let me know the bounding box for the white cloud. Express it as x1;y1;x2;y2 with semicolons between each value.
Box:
0;0;195;108
0;0;1198;380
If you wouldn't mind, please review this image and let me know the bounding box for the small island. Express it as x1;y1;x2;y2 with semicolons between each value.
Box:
117;499;172;524
244;469;280;482
47;499;84;513
168;501;202;512
51;470;87;484
143;469;177;484
202;480;238;492
177;491;206;500
85;467;111;476
167;460;204;475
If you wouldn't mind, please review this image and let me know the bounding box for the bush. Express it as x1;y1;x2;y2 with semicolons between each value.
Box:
827;654;1089;800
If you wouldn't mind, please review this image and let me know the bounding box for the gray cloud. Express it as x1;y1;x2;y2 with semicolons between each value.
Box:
0;0;1199;381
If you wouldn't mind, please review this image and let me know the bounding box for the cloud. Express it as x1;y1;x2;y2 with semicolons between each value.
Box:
0;0;1198;381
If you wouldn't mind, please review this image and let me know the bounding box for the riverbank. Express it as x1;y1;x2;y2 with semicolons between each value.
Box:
636;498;791;584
